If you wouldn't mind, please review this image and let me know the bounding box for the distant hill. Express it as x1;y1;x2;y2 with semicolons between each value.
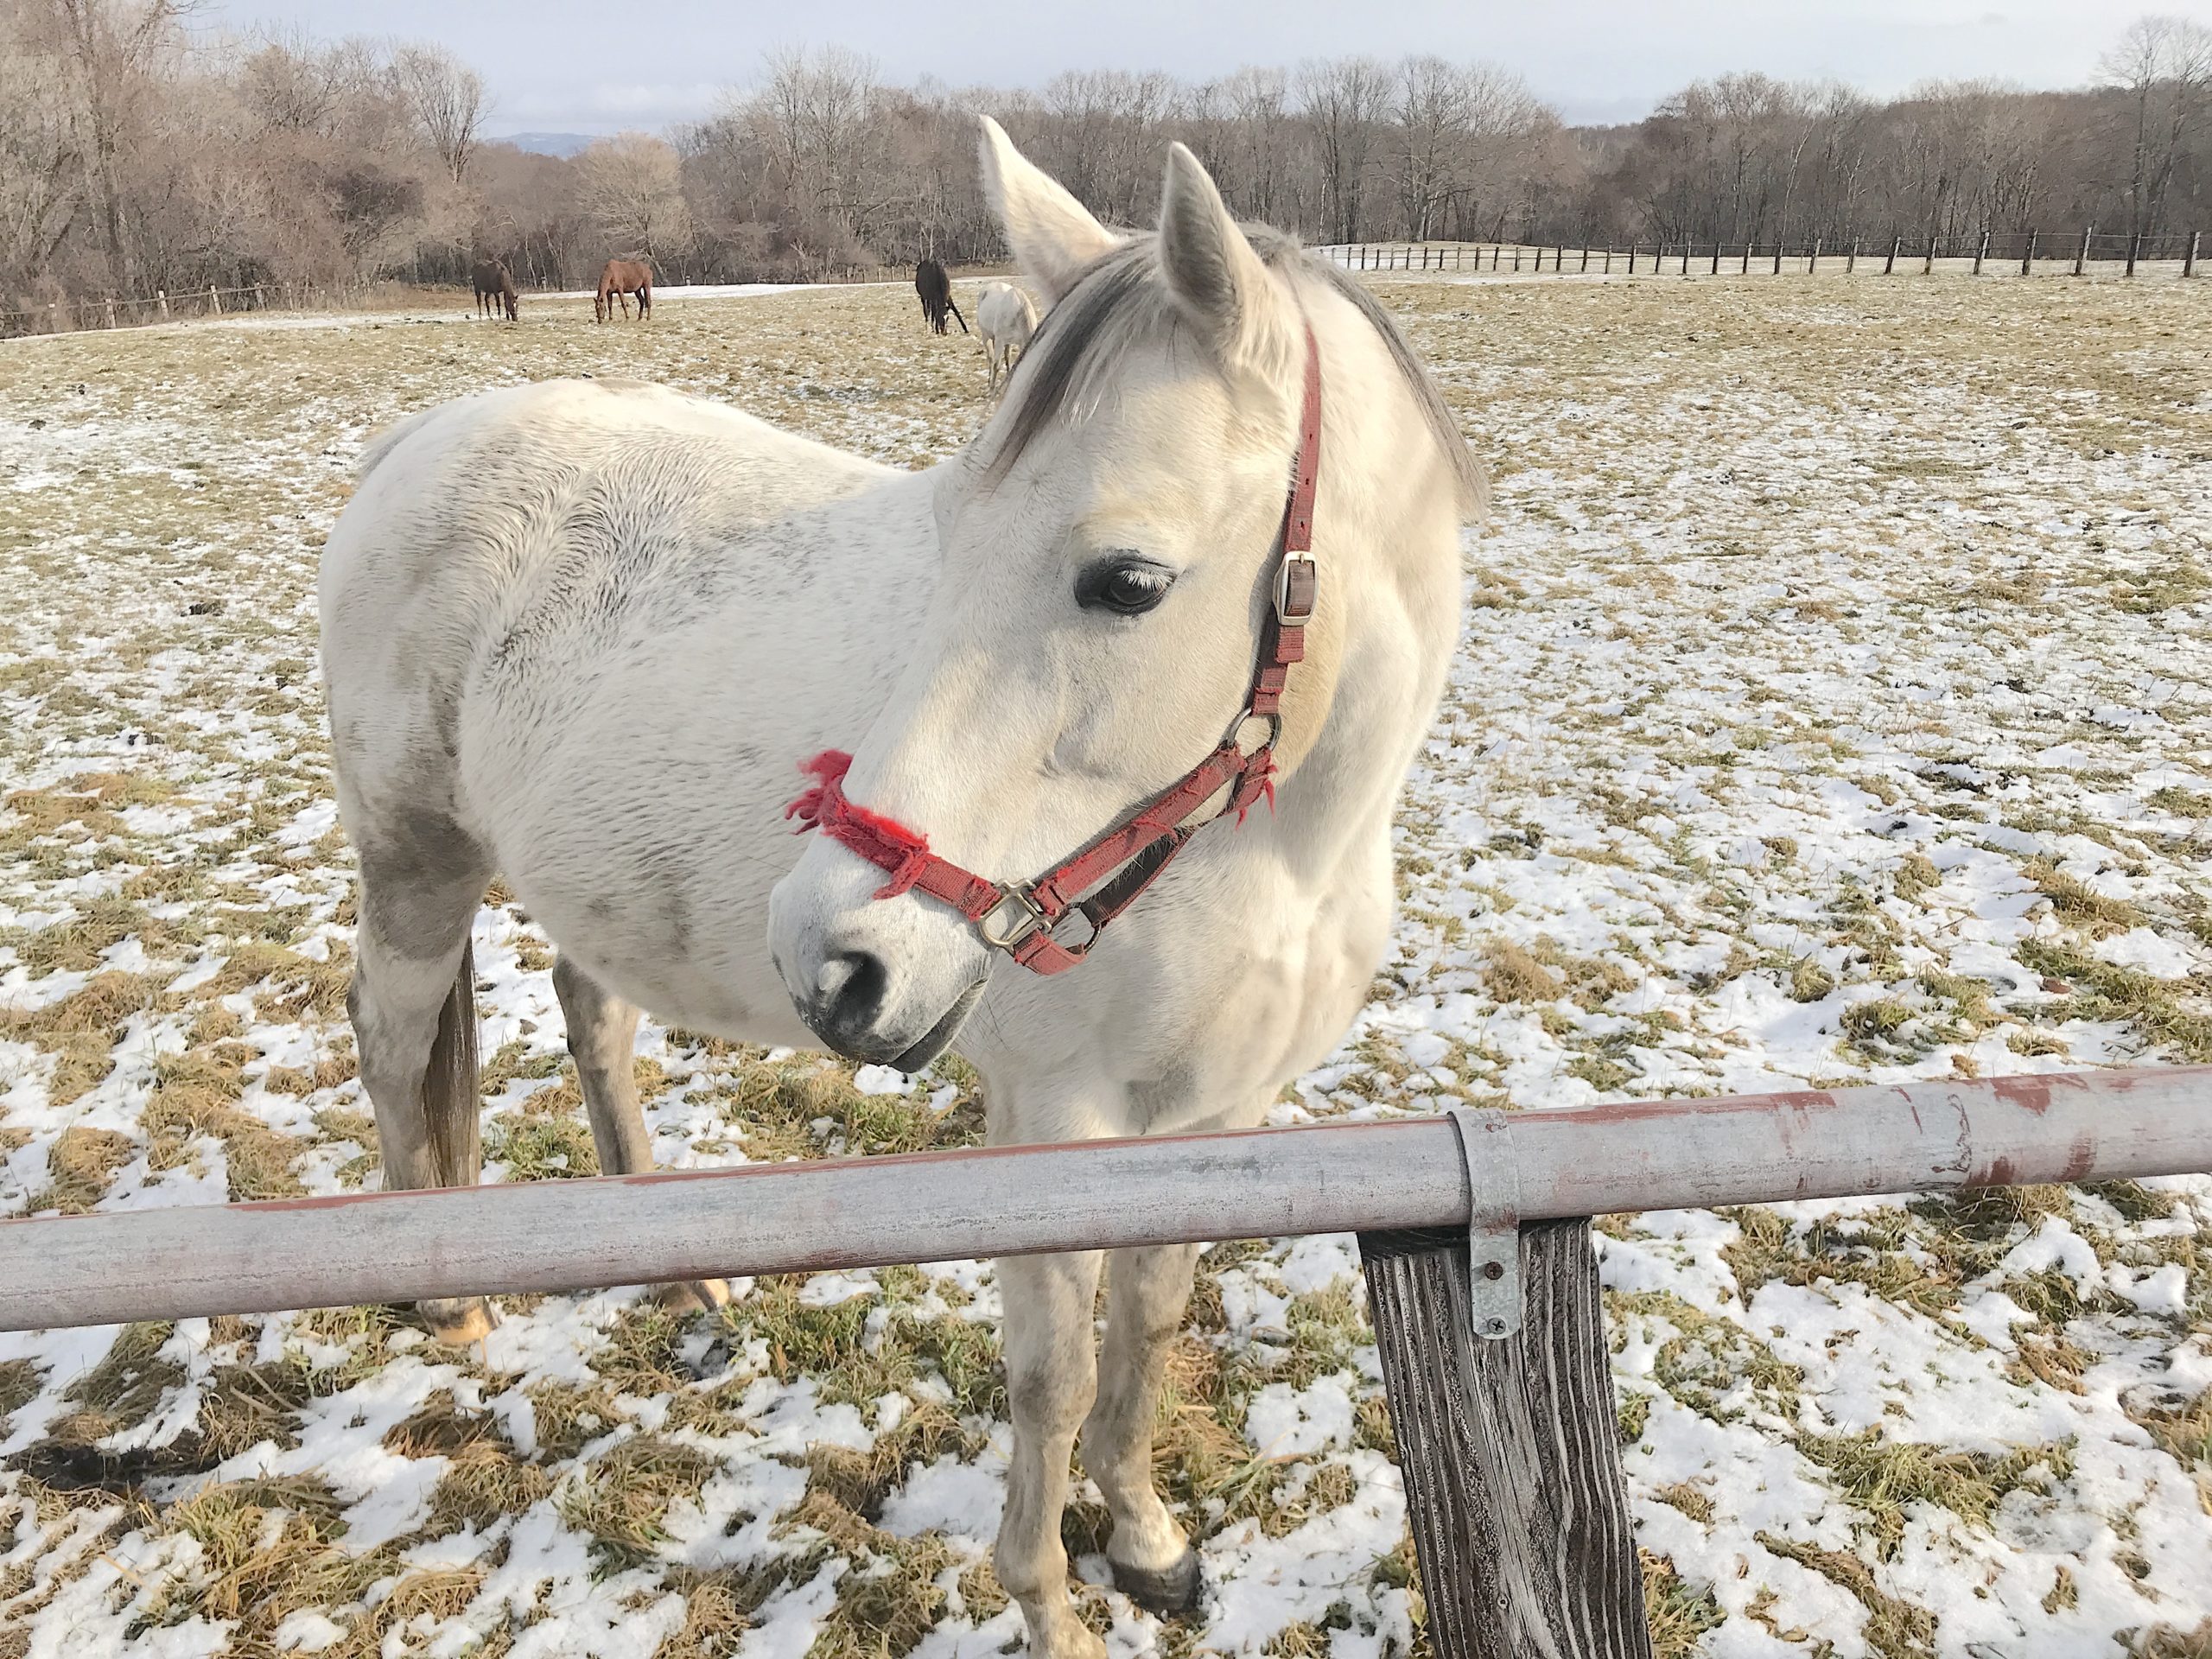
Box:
494;132;597;159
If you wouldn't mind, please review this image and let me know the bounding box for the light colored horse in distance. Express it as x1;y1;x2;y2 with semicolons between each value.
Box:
319;115;1482;1659
976;278;1039;392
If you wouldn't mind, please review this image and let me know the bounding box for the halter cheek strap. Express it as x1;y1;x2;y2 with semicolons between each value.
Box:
786;324;1324;977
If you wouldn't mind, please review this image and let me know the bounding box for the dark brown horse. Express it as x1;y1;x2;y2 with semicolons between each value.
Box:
914;257;967;334
472;258;518;321
595;258;653;322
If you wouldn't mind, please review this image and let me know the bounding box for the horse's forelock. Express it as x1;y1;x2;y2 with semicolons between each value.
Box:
981;232;1483;517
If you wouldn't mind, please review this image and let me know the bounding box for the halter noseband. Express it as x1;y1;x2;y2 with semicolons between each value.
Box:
786;325;1323;976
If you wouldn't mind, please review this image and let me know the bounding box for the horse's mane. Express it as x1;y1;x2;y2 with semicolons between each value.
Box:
983;231;1487;519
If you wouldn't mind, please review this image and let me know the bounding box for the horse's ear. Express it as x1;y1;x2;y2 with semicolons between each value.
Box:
977;115;1119;304
1157;143;1290;383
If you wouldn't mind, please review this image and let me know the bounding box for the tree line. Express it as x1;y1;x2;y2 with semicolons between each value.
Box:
3;0;2207;321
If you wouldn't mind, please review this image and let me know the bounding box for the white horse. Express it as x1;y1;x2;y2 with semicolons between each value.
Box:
976;277;1039;392
319;115;1482;1659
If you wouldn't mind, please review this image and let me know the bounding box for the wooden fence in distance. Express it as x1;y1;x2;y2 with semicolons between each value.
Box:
1;1065;2205;1657
1314;227;2206;280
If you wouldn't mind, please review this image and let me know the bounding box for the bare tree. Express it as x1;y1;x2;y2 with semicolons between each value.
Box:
578;133;694;264
391;43;488;186
1298;56;1391;243
2102;14;2212;236
30;0;192;289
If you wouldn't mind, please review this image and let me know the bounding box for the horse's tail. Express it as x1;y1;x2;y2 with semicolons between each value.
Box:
945;296;969;334
422;935;480;1185
355;405;442;481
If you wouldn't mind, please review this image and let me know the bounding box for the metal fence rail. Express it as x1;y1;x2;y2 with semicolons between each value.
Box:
2;1064;2202;1333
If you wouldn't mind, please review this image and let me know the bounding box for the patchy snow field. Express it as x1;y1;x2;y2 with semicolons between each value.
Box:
1;279;2209;1659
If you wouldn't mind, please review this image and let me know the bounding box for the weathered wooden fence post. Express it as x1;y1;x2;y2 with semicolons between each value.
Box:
1603;248;1611;274
1363;1218;1653;1659
1885;235;1901;274
156;289;168;320
2126;232;2141;276
1580;246;1590;273
2022;229;2037;276
103;296;116;328
2075;226;2092;276
1809;236;1821;273
2187;232;2199;278
1771;242;1783;275
1708;244;1720;275
1973;228;1989;275
208;284;222;315
1626;244;1637;273
1923;240;1936;275
1847;240;1858;274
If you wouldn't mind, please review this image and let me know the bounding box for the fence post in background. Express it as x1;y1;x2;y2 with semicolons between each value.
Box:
1581;246;1590;273
2188;232;2200;278
253;284;264;309
1363;1220;1655;1659
1974;228;1989;275
1886;235;1901;274
2021;229;2037;276
1679;244;1689;275
104;296;116;328
156;289;168;320
1847;241;1858;274
1709;244;1720;275
2126;232;2141;276
207;285;221;315
2076;226;2092;276
1810;237;1821;273
1770;242;1781;275
1923;240;1936;275
1512;246;1522;271
1627;244;1637;273
1603;248;1612;274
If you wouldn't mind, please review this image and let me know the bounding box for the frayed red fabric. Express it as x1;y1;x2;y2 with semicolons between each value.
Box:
785;751;937;902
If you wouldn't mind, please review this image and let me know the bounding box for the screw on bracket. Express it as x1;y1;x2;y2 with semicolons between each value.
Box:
1447;1105;1523;1341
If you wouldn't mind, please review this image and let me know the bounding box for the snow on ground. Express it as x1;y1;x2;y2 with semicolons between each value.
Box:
0;278;2208;1658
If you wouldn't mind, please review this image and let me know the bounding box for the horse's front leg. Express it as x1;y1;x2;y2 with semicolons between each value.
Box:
1084;1241;1205;1611
551;955;728;1311
996;1248;1108;1659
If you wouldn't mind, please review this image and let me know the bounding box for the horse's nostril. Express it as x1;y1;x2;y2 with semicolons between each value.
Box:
818;950;889;1036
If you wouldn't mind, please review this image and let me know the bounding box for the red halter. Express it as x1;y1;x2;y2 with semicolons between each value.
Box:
786;326;1323;976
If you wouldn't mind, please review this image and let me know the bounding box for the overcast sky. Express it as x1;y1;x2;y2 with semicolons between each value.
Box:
226;1;2212;137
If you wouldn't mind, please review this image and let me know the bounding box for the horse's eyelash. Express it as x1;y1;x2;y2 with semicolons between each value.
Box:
1075;556;1176;610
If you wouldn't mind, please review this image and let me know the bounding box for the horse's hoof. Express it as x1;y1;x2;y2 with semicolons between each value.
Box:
422;1297;497;1347
1112;1548;1202;1615
653;1278;731;1313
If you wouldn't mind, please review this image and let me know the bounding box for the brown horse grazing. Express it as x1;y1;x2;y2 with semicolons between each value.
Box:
914;257;967;334
472;258;518;321
594;258;652;322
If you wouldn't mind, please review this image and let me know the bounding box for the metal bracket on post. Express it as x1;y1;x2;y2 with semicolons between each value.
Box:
1446;1106;1522;1340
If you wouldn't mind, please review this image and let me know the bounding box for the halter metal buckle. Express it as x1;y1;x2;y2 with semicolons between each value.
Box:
977;887;1047;950
1274;555;1317;625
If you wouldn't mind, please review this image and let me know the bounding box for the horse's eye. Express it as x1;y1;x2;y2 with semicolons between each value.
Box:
1077;558;1175;617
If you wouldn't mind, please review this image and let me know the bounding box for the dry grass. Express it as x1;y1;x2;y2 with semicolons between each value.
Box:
2;273;2208;1658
